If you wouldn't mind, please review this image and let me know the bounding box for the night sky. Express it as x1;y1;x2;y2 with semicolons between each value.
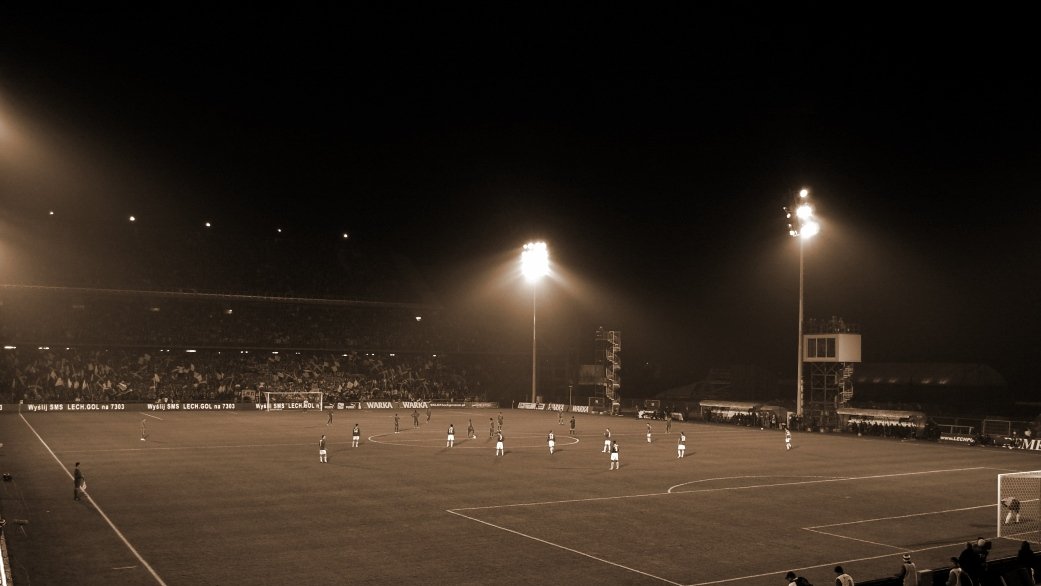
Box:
1;9;1039;395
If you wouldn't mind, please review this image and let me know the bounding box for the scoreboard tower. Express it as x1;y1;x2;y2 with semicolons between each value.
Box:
803;317;861;415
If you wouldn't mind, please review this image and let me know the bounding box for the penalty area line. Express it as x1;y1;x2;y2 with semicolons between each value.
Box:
19;413;168;586
446;508;685;586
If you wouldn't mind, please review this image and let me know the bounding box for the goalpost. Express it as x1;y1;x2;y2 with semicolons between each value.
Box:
997;470;1041;543
263;391;324;412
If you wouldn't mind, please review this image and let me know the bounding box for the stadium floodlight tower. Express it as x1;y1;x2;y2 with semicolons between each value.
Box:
785;188;820;419
521;241;550;405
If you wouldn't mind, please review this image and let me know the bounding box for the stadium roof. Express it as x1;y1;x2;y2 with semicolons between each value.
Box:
854;363;1006;387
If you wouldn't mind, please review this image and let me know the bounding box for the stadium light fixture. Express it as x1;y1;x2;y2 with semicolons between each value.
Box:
784;188;820;419
521;241;550;404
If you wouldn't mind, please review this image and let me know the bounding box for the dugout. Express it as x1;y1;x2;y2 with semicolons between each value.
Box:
698;400;761;424
835;407;926;432
756;405;788;428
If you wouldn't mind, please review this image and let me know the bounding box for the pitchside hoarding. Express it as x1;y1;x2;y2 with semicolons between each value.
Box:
1;401;500;412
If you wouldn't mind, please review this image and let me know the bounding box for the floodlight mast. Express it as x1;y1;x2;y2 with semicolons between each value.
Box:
785;189;819;420
521;242;549;405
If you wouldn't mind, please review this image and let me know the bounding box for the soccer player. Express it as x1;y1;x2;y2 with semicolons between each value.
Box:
426;405;431;422
497;411;504;430
677;431;686;458
646;423;653;443
467;419;476;439
352;424;360;447
785;427;792;451
495;431;504;456
73;462;85;501
394;413;400;433
569;416;576;436
412;410;420;428
447;424;455;447
319;434;328;463
1002;496;1021;524
140;418;149;442
609;440;620;470
665;415;672;434
547;430;556;454
327;411;333;427
558;410;564;425
602;428;612;452
489;418;495;438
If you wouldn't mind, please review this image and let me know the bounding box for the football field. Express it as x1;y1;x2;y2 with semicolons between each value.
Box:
1;408;1038;585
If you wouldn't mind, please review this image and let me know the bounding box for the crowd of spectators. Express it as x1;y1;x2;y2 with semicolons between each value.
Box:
0;346;528;405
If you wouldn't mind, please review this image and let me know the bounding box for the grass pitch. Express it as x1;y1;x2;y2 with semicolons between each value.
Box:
1;408;1038;585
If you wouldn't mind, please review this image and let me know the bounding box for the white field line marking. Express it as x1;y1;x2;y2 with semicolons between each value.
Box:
447;509;685;586
454;468;987;513
666;475;836;493
668;466;987;494
141;413;163;420
807;503;994;529
687;539;973;586
802;502;997;551
19;414;168;586
450;467;992;586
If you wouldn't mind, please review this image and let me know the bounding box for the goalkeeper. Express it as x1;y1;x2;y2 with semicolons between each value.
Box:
1002;496;1021;524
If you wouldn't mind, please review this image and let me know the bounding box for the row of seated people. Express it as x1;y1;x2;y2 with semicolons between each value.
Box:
703;410;928;438
0;346;528;405
702;411;783;429
845;419;920;439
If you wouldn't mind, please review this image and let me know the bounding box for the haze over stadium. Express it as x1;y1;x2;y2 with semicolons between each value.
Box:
1;12;1039;399
3;8;1041;586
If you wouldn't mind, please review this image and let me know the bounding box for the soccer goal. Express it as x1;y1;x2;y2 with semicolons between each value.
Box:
263;391;324;412
997;470;1041;543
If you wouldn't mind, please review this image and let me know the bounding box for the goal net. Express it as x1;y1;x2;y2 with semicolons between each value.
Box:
263;391;324;412
997;470;1041;543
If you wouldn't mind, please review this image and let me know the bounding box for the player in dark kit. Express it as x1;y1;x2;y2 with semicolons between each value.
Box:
73;462;85;500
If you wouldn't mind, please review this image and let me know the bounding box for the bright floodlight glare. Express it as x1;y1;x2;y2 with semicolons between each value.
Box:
129;215;136;222
796;204;813;219
801;220;820;239
521;241;549;282
799;188;809;198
